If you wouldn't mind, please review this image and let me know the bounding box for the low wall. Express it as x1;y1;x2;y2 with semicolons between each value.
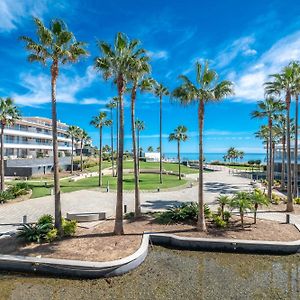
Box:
0;233;299;279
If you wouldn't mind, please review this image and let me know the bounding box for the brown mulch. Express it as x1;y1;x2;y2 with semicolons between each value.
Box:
0;215;299;262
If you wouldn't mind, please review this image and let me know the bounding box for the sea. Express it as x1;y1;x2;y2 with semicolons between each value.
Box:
164;153;266;163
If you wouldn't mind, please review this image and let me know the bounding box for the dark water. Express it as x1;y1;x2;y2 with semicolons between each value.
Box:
0;247;299;300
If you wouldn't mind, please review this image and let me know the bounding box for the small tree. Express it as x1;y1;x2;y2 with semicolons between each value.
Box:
67;125;80;174
250;189;269;224
147;146;154;152
230;192;253;228
216;194;231;220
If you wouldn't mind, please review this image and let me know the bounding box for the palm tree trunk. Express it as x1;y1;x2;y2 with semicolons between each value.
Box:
98;126;103;187
51;62;62;234
114;77;125;235
294;94;299;197
240;210;244;228
137;130;140;174
115;99;119;177
197;100;207;231
286;93;294;212
281;134;286;190
0;124;4;191
131;85;141;217
71;136;74;174
110;107;115;177
80;140;83;172
268;118;272;200
272;141;275;186
159;94;163;184
178;140;181;180
254;203;258;224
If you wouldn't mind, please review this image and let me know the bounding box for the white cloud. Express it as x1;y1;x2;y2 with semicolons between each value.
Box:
148;50;169;60
215;36;257;68
13;66;97;106
80;98;107;105
0;0;48;32
232;31;300;102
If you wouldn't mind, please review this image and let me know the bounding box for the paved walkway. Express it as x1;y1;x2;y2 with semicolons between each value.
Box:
0;168;253;234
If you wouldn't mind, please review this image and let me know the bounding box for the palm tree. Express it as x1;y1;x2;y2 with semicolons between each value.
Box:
106;100;117;176
273;114;287;190
230;192;253;228
20;17;87;233
90;112;112;187
67;125;80;174
76;129;90;172
135;119;145;172
216;194;230;220
250;189;269;224
154;83;169;184
95;32;145;235
169;125;188;180
289;61;300;197
0;98;21;191
147;146;154;152
128;56;152;218
251;97;285;200
265;66;297;212
172;61;234;231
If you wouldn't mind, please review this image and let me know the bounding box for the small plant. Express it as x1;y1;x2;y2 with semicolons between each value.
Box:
62;218;77;236
216;195;231;220
212;214;227;228
124;212;135;220
250;189;269;224
37;214;54;226
294;197;300;205
223;211;231;222
272;193;282;205
0;190;14;203
45;228;58;242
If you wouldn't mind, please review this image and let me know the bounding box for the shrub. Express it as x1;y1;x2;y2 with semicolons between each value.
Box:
154;202;211;224
212;214;227;228
62;218;77;236
272;193;282;205
37;214;54;226
45;228;58;242
0;190;14;203
294;197;300;205
15;182;30;190
223;211;231;222
124;212;135;220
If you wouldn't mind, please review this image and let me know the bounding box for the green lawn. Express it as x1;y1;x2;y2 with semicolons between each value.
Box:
25;173;188;198
86;160;199;174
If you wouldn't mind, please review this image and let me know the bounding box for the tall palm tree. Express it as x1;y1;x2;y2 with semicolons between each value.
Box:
76;129;90;172
265;66;297;212
0;98;21;191
20;18;88;233
169;125;188;180
95;32;145;235
251;97;285;200
106;100;117;176
154;83;169;184
90;112;112;187
289;61;300;197
67;125;80;174
172;61;234;231
147;146;154;152
128;56;152;218
135;119;145;172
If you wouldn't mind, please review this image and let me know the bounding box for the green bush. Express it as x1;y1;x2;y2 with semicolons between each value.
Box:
62;218;77;236
294;197;300;205
154;202;211;224
223;211;231;222
272;193;282;205
45;228;58;242
212;214;227;228
124;212;135;220
37;214;54;226
0;190;14;203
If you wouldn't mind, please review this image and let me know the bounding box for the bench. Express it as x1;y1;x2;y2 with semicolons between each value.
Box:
66;212;106;222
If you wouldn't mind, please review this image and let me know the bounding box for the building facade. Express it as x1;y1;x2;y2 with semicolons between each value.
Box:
4;117;79;159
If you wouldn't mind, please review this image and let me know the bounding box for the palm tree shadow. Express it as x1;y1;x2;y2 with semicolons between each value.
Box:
141;200;186;210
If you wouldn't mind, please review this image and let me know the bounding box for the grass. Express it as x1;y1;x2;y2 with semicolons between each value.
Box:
86;160;199;174
23;173;188;199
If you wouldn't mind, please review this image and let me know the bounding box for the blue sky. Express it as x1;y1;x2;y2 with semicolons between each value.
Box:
1;0;300;154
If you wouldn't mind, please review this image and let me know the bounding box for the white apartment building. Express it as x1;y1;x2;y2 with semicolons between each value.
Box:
4;117;79;159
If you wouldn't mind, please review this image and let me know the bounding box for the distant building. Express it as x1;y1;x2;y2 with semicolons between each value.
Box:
4;116;80;159
145;152;160;162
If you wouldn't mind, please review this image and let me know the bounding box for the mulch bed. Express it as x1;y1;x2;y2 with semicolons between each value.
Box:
0;215;299;262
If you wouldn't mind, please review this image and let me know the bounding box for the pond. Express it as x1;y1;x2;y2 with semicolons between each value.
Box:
0;247;299;299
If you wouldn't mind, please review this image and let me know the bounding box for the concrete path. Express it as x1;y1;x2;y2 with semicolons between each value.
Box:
0;168;254;234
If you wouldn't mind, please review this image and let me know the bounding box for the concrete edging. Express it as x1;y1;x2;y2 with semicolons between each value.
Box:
0;233;299;278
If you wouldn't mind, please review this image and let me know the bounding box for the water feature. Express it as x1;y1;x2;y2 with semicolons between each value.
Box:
0;246;299;299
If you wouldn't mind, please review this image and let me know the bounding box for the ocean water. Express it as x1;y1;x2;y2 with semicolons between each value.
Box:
164;153;266;163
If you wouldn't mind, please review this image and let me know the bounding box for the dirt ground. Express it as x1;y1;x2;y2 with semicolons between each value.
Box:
0;215;299;262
